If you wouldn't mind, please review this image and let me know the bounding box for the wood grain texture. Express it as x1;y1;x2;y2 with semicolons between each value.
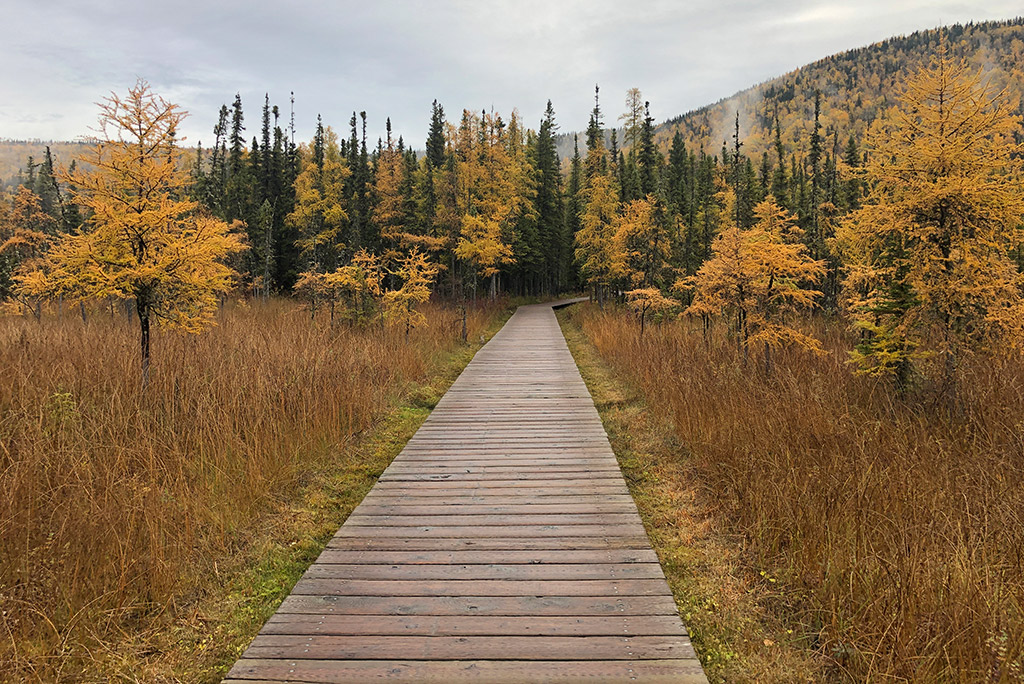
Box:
226;300;706;683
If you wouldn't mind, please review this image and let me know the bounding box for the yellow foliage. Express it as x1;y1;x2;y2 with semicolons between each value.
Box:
373;137;407;247
15;80;244;339
1;188;55;309
288;127;349;269
686;196;824;364
837;53;1024;388
575;172;619;294
612;195;672;288
625;287;678;334
453;111;523;288
384;248;439;335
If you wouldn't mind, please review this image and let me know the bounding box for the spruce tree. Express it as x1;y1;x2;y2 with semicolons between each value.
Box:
637;101;658;196
536;100;564;293
426;100;446;170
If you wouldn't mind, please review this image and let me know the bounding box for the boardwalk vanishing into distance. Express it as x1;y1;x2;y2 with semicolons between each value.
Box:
226;300;706;683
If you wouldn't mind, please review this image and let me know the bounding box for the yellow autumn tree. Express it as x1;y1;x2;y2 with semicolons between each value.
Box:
685;195;824;374
625;287;678;336
384;248;438;339
372;123;408;257
288;121;349;273
327;249;384;324
612;194;672;288
575;172;619;305
837;53;1024;398
455;111;517;298
1;187;57;318
15;80;244;383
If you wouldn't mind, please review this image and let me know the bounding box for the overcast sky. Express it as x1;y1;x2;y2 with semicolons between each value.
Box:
2;1;1021;148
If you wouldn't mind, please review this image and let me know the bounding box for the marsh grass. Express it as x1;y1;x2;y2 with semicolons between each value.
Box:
565;304;1024;682
0;298;500;681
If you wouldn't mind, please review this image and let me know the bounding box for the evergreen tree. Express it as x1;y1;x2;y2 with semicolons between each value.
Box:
535;100;565;293
771;116;789;208
32;147;62;229
426;100;446;170
637;101;658;197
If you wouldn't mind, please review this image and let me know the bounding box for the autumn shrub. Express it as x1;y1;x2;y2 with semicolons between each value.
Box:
0;297;496;679
569;304;1024;682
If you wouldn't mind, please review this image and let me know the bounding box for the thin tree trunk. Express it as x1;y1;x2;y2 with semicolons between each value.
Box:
138;302;151;390
79;301;87;324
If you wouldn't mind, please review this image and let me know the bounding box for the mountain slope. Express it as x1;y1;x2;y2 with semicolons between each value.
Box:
655;18;1024;160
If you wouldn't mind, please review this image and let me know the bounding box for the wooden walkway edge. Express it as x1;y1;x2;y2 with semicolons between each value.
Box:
225;300;707;683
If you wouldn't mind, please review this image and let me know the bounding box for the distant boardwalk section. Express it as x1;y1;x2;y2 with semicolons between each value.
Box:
226;300;707;683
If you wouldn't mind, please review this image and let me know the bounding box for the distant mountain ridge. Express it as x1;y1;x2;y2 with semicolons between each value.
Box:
552;18;1024;163
5;19;1024;181
653;18;1024;161
0;140;90;189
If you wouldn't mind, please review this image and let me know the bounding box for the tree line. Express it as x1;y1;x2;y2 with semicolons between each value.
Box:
2;48;1023;402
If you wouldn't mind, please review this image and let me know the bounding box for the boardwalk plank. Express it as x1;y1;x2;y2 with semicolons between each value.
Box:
242;634;696;660
224;659;706;683
311;549;660;565
299;563;667;580
227;300;705;682
259;614;687;636
289;578;673;597
273;594;682;617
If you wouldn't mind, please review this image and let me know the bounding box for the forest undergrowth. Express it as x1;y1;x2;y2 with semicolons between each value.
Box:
565;304;1024;683
0;298;504;682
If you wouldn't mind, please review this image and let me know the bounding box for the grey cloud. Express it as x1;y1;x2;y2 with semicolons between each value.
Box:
1;0;1021;146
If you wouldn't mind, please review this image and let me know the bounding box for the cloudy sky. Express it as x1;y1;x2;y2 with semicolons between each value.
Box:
2;1;1021;147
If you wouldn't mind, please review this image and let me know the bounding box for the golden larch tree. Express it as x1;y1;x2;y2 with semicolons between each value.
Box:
625;287;678;336
685;195;824;374
2;187;57;318
837;53;1024;396
327;249;384;324
289;124;349;273
575;172;619;305
455;111;517;298
612;194;672;289
372;125;410;256
17;80;244;383
384;248;439;339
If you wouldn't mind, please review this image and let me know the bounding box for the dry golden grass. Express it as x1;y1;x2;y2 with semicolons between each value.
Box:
565;304;1024;683
0;298;500;681
559;310;822;683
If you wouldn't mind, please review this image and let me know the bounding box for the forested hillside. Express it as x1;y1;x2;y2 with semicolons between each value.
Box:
658;18;1024;158
0;140;89;189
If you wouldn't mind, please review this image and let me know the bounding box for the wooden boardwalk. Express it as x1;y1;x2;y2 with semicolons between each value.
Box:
225;301;706;683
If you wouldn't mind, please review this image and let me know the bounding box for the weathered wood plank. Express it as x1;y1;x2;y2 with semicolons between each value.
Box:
299;563;667;580
273;594;681;617
289;578;673;597
311;549;660;565
344;514;642;527
324;536;655;551
331;524;648;538
259;614;687;637
242;634;696;660
352;501;638;511
224;658;707;683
